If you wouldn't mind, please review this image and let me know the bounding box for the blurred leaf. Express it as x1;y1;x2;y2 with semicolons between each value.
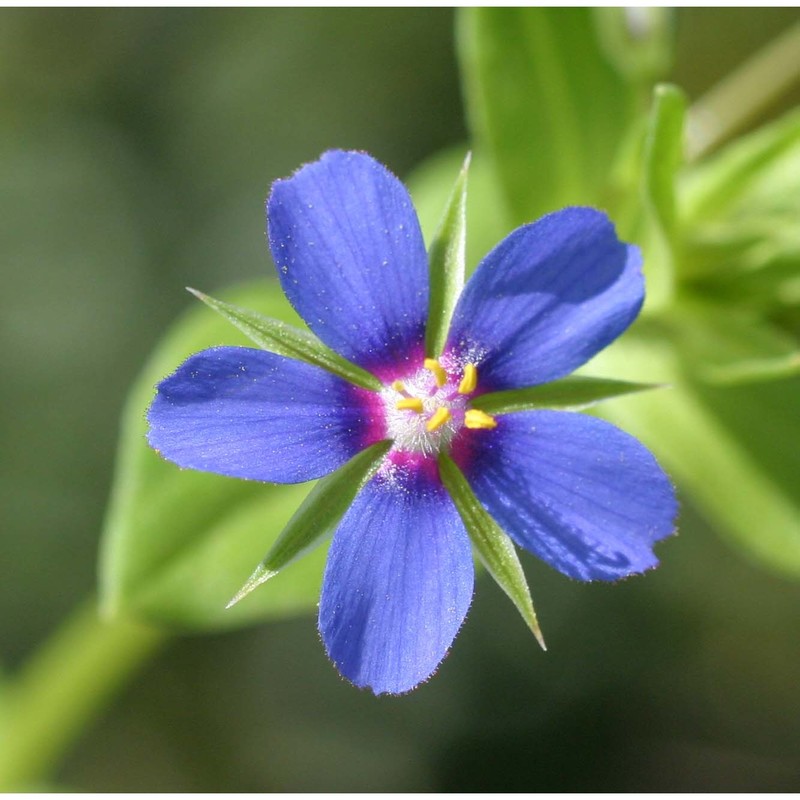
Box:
0;667;7;738
458;8;635;223
667;303;800;385
594;8;674;86
471;376;663;415
592;336;800;579
705;251;800;312
644;84;686;245
438;453;545;649
679;109;800;317
100;280;330;629
406;145;508;274
640;83;687;308
683;107;800;224
425;152;470;357
227;440;391;609
189;289;381;390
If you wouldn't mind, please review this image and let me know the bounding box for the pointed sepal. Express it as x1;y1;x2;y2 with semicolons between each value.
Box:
189;288;382;391
439;452;545;649
470;375;665;415
425;152;470;358
227;440;392;608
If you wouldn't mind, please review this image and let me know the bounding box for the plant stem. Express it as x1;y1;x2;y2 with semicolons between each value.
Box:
0;600;167;790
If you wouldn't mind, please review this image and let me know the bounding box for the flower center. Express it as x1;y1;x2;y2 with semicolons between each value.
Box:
380;358;497;457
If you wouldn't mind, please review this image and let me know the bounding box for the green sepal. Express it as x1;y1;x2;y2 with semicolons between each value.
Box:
438;453;545;649
188;288;382;391
425;152;470;358
470;376;664;415
227;440;392;608
407;145;508;277
99;280;334;630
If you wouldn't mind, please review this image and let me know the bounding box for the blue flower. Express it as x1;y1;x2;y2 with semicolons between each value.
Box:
147;150;677;695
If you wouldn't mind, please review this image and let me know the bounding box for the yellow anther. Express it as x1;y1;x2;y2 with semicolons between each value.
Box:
464;409;498;430
396;397;424;413
423;358;447;388
426;406;452;432
457;363;478;395
391;380;406;393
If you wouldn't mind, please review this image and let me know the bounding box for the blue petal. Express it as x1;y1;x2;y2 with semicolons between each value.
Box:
147;346;375;484
446;208;643;390
319;457;474;694
268;150;429;376
459;411;677;581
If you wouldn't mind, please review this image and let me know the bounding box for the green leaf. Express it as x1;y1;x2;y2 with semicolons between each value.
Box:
425;152;470;357
470;376;663;415
458;8;635;224
99;280;334;629
188;288;381;391
438;453;545;649
227;440;391;608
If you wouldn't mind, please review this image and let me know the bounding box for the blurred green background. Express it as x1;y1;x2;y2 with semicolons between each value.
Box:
2;8;799;791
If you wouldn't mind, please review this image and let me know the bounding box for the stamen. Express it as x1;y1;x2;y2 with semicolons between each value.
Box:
464;409;498;430
426;407;452;432
391;380;407;393
423;358;447;388
457;363;478;395
396;397;424;413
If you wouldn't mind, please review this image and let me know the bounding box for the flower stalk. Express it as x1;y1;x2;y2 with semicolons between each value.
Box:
0;601;166;790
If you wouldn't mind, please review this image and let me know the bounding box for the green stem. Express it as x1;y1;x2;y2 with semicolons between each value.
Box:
0;600;167;790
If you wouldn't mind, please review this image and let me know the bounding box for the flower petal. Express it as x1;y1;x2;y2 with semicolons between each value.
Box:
267;150;429;376
446;207;644;390
147;346;376;484
319;457;474;694
457;411;677;581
